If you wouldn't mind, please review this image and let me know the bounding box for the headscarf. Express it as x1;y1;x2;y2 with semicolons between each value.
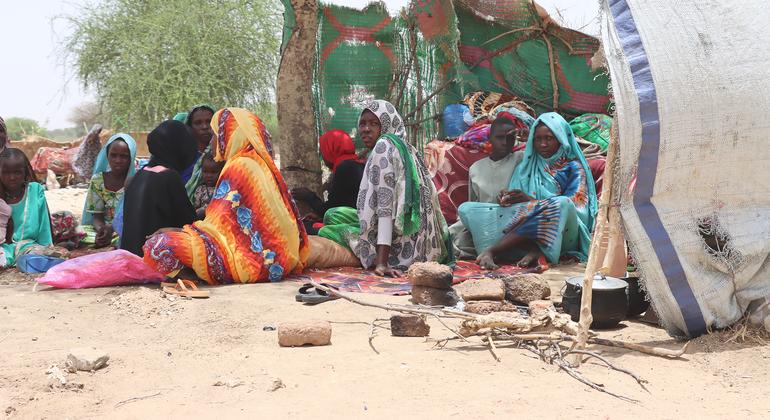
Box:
92;133;138;178
358;99;407;139
319;129;359;173
147;120;199;172
172;112;188;123
185;104;216;126
358;100;421;236
81;134;138;225
509;112;598;223
212;108;275;162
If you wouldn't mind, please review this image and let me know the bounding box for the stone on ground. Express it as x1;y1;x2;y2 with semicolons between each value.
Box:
407;262;454;289
502;273;550;304
65;348;110;373
454;278;505;302
528;300;556;318
390;315;430;337
410;285;460;307
278;321;332;347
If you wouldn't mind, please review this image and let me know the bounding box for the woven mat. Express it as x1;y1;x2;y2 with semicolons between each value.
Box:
288;259;547;295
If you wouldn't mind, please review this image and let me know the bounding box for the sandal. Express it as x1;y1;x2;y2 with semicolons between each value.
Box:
295;283;339;305
162;279;210;299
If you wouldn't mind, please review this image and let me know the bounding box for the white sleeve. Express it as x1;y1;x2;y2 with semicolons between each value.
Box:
377;216;393;246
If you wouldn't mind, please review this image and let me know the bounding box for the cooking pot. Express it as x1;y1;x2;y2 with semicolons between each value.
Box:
622;275;650;317
562;274;629;329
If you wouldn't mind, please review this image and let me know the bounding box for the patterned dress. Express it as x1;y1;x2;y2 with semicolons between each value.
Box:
319;99;452;270
143;108;309;284
82;173;123;245
84;173;123;225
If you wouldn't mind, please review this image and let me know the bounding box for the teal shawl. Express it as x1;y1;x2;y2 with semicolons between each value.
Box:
509;112;598;230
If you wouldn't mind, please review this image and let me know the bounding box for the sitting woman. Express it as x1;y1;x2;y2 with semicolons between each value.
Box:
292;129;365;233
182;104;216;197
143;108;309;284
459;112;597;269
319;100;452;276
81;134;137;248
120;120;199;257
0;149;63;267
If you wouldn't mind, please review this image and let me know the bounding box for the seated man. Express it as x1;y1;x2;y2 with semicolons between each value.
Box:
450;113;527;259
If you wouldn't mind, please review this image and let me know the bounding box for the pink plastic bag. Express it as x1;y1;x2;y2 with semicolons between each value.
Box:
37;250;165;289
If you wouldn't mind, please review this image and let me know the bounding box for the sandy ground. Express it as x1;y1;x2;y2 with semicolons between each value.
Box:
0;190;768;419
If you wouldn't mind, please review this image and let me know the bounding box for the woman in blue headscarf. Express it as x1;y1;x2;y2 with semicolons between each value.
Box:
458;112;597;269
81;133;137;247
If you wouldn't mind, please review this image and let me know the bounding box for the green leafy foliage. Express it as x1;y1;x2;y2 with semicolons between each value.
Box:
62;0;282;130
4;117;48;141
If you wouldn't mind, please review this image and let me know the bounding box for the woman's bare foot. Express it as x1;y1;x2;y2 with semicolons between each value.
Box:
476;249;499;270
517;249;543;268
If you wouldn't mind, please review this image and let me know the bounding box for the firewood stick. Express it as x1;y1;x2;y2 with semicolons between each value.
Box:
574;117;619;365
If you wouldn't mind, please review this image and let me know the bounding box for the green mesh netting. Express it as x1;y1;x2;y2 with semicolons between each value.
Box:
282;0;610;150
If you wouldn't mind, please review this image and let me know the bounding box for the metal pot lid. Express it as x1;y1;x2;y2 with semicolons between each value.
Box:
566;274;628;290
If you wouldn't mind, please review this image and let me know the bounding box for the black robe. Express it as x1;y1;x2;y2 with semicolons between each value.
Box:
305;160;366;214
120;169;196;257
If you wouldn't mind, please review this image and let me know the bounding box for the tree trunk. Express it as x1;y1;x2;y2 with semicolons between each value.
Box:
276;0;322;193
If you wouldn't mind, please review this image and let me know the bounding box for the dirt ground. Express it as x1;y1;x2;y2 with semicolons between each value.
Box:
1;190;768;419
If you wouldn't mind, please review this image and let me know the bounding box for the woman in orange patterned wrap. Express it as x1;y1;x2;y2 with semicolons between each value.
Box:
143;108;309;284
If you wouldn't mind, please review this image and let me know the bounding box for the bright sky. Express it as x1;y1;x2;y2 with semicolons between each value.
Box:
0;0;599;129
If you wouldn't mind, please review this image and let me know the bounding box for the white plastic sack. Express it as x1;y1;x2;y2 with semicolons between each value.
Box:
602;0;770;337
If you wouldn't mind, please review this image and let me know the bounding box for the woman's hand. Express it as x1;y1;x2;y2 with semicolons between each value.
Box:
94;225;114;248
373;264;402;278
500;189;533;206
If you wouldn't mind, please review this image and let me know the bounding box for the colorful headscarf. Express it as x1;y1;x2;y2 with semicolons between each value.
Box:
319;129;360;173
212;108;276;165
509;112;598;224
81;134;138;226
358;99;407;139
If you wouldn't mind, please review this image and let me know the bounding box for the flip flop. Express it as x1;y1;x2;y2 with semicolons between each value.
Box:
295;283;339;305
162;279;210;299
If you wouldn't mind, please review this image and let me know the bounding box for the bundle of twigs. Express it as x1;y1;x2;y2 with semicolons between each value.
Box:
310;282;690;403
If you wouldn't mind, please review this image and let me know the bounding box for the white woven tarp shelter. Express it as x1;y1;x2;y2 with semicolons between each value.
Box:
602;0;770;337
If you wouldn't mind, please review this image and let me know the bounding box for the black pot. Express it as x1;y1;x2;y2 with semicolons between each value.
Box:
623;276;650;317
562;275;629;329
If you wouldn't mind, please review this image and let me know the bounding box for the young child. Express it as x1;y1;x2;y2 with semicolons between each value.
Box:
192;152;224;218
0;148;61;267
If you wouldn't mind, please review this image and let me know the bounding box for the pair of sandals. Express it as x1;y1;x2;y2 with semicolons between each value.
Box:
160;280;336;303
161;279;210;298
295;283;339;305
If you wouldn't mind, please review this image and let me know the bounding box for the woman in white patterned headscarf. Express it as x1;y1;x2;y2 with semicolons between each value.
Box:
319;100;452;276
